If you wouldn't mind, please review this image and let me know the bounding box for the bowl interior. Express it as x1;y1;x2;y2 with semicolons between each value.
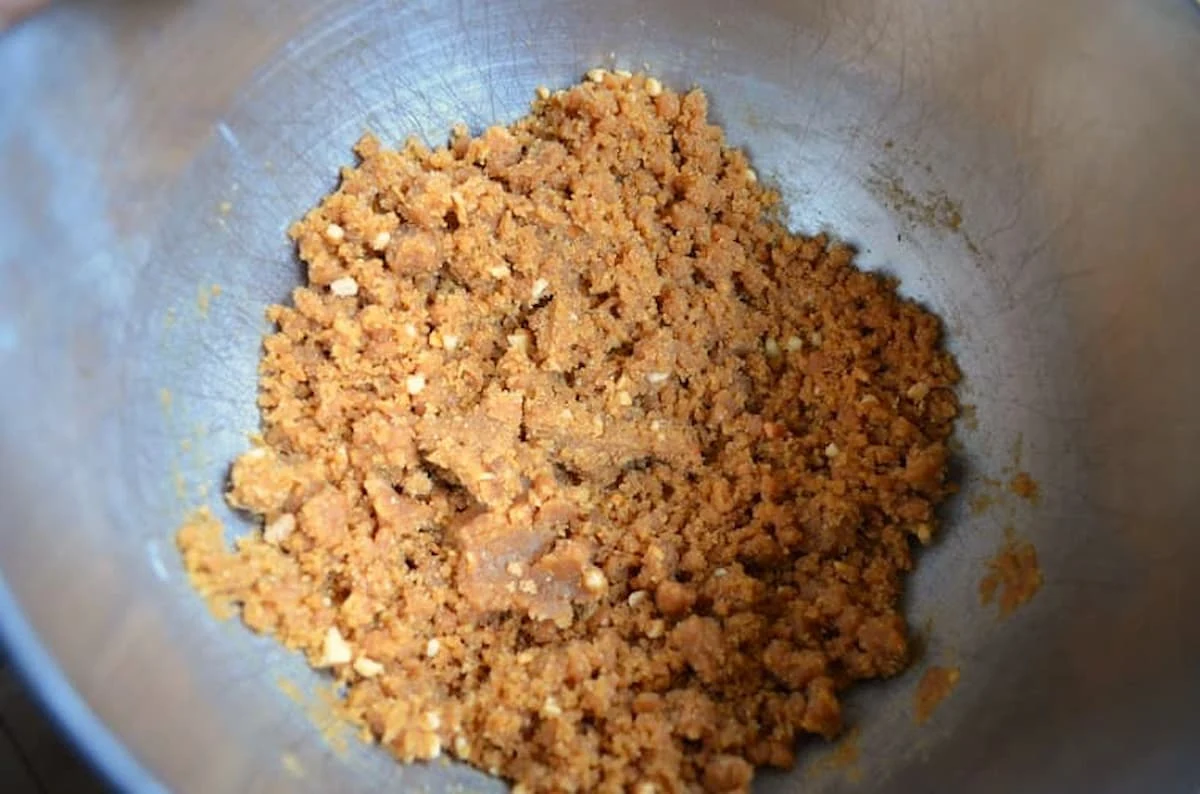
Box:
1;1;1198;792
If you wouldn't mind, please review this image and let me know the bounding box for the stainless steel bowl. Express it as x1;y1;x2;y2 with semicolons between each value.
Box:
2;1;1198;792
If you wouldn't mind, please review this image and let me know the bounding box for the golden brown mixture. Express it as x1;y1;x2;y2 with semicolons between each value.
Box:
178;71;960;793
980;535;1042;618
913;665;960;725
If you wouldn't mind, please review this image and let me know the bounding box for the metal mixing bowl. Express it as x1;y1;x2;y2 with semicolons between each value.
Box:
2;1;1198;791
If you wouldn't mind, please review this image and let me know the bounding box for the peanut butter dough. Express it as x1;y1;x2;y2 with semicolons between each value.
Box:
178;70;960;793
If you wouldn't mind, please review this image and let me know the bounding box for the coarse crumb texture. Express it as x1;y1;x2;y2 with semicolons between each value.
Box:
178;71;960;793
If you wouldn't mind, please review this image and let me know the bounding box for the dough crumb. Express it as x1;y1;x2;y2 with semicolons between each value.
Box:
980;535;1043;617
914;665;960;724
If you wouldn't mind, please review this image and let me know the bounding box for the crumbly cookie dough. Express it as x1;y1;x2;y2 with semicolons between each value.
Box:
178;71;960;793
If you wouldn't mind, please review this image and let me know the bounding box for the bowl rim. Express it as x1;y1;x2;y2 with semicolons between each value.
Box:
0;576;163;793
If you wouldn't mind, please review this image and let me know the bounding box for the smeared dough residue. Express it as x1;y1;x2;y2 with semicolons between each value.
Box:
980;535;1043;618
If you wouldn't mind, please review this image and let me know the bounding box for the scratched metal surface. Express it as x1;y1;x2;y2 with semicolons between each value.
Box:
0;0;1198;792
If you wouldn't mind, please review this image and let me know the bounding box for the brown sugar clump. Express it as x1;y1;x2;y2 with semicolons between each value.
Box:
177;71;961;793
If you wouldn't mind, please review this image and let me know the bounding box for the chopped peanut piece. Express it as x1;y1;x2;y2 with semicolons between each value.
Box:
582;566;607;593
262;513;295;545
420;733;442;759
319;627;353;666
353;656;385;678
507;332;530;354
907;381;931;401
329;276;358;297
370;231;392;251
